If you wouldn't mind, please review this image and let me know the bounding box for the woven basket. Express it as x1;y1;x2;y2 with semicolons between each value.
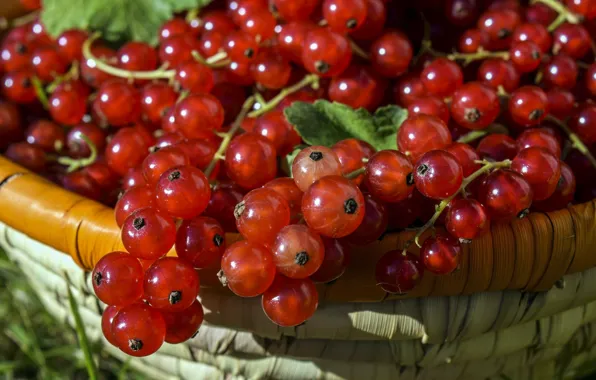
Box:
3;143;596;380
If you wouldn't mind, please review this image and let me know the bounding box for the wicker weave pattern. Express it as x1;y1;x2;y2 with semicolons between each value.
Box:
3;222;596;380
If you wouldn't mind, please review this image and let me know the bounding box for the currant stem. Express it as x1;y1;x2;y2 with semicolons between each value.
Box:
411;159;512;247
546;115;596;169
191;50;230;68
531;0;581;31
350;39;370;60
83;33;176;80
46;61;80;93
204;96;256;177
57;134;98;173
247;74;320;118
31;76;50;109
457;130;488;144
344;167;366;180
447;49;510;65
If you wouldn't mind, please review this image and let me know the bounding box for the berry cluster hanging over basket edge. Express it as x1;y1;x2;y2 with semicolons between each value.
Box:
1;0;595;357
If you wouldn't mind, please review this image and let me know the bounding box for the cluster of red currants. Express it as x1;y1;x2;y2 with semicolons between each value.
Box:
1;0;595;358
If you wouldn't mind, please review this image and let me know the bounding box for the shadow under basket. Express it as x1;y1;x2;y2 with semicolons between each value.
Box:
2;155;596;380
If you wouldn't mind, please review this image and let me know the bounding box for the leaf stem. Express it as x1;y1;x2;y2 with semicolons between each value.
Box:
248;74;320;118
57;134;98;173
82;33;175;80
46;62;79;93
411;159;512;247
531;0;581;31
447;49;510;65
204;96;256;177
547;115;596;169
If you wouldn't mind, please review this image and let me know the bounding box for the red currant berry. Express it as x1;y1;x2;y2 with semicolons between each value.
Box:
346;193;388;245
155;166;211;220
477;9;521;50
369;30;412;78
1;41;31;73
264;177;304;222
509;41;542;73
516;128;562;158
175;61;215;94
552;23;591;59
92;251;144;306
235;187;291;246
421;233;462;275
408;96;450;125
176;216;226;269
224;31;260;64
117;42;158;74
115;185;155;228
225;133;277;189
49;81;88;126
292;146;342;192
569;104;596;144
95;79;141;126
238;8;276;40
585;63;596;97
332;138;375;185
101;305;122;346
532;161;576;212
450;82;500;130
158;36;196;67
351;0;387;41
477;169;533;221
508;85;548;127
144;257;200;312
2;70;37;104
397;114;452;162
220;240;277;297
566;0;596;19
512;147;561;201
420;58;464;98
31;47;68;82
328;64;385;111
512;22;552;53
446;198;490;241
310;238;350;283
272;224;324;279
112;303;166;357
525;3;557;26
56;29;88;62
174;93;224;139
364;150;414;202
414;150;464;200
142;146;189;186
542;54;578;90
445;0;479;27
375;250;424;294
81;45;117;88
25;119;65;153
477;134;517;161
546;88;576;119
140;82;177;126
162;300;204;344
0;101;22;150
262;275;318;327
250;48;292;90
393;74;427;107
444;142;481;177
105;127;150;176
121;207;176;260
458;28;490;53
302;175;365;238
323;0;367;34
5;142;46;172
477;59;520;92
302;28;352;78
271;0;319;22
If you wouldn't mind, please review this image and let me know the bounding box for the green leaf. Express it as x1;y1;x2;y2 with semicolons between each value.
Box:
282;144;308;177
283;100;407;151
41;0;213;46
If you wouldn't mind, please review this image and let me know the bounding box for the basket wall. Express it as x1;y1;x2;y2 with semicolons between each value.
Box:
3;221;596;380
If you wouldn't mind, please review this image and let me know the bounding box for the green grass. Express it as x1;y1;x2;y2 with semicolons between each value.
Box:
0;248;141;380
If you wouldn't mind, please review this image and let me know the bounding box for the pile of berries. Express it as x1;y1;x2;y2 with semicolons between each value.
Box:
1;0;596;357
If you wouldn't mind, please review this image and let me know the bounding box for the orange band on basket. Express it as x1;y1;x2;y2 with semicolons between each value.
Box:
1;155;596;302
